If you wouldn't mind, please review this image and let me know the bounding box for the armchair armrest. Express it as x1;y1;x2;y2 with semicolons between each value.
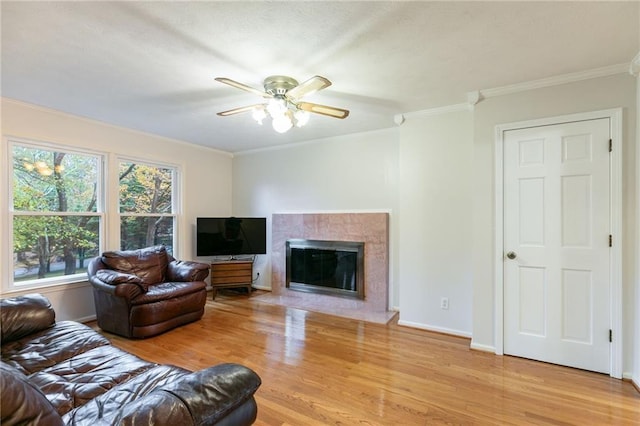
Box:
87;258;147;300
167;260;210;282
88;275;145;300
110;363;261;425
0;294;55;344
95;270;148;290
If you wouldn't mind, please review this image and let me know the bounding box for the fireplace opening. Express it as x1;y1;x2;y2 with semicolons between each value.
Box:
286;239;364;299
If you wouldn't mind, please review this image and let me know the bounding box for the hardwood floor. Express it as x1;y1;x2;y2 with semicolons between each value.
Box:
100;291;640;425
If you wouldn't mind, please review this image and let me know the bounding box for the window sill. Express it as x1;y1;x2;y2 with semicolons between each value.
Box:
1;279;90;297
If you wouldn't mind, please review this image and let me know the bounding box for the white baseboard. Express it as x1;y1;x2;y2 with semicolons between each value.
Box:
397;319;471;339
252;285;271;291
470;341;497;353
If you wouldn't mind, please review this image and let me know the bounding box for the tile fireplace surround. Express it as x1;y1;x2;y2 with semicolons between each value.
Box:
256;212;397;324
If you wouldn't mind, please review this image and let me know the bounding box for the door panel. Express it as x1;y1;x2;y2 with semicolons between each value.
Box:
518;266;546;336
503;118;610;374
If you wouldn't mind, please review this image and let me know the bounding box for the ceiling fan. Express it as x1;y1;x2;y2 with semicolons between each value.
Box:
215;75;350;133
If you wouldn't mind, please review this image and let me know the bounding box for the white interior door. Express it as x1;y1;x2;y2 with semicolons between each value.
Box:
503;118;611;374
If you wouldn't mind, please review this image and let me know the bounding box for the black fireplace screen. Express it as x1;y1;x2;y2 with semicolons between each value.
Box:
286;239;364;299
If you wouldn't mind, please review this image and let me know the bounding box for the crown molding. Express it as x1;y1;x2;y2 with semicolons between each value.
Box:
630;51;640;77
403;103;472;119
1;97;233;157
480;63;629;99
400;63;630;119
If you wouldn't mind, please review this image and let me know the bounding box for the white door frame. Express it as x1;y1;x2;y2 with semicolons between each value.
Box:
494;108;623;379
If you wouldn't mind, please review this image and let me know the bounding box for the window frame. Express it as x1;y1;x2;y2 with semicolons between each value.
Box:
116;156;179;254
6;138;106;291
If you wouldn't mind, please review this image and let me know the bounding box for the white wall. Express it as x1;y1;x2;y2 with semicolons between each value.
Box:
634;53;640;390
397;108;474;336
231;128;400;305
0;98;233;320
470;74;637;376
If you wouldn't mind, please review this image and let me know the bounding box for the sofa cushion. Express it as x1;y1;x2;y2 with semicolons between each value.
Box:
1;293;55;344
1;321;110;375
28;345;156;416
102;245;169;285
102;392;195;425
0;361;64;426
62;364;190;424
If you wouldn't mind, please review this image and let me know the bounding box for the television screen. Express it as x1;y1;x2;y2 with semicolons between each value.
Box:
197;217;267;256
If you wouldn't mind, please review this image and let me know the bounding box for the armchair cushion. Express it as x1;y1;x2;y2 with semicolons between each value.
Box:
102;245;169;285
131;281;206;306
96;269;148;292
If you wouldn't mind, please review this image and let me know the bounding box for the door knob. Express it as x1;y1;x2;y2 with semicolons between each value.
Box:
506;251;517;260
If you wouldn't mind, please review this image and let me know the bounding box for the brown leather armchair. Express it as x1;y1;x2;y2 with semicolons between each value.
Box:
88;245;210;338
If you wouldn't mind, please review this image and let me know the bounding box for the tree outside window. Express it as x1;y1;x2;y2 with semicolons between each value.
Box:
119;161;175;253
12;144;101;283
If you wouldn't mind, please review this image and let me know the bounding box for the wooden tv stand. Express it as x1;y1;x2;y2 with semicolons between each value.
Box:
210;259;253;300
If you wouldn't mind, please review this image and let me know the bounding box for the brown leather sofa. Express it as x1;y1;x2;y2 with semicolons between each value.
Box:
0;293;261;425
88;245;209;338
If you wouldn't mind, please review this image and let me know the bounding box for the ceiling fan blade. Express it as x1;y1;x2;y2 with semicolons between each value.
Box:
286;76;331;100
217;104;266;116
297;102;350;119
215;77;272;98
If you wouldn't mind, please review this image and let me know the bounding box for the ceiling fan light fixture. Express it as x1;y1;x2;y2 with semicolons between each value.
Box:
294;109;310;127
272;112;293;133
215;75;349;134
252;106;267;125
266;97;287;117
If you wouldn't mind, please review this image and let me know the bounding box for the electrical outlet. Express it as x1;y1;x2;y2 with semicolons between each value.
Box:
440;297;449;310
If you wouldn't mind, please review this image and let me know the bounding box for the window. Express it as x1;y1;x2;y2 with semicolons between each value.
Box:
6;141;181;290
11;142;102;285
118;160;176;253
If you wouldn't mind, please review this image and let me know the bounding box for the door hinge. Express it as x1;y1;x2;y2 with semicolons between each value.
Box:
609;139;612;152
609;329;613;342
609;235;612;247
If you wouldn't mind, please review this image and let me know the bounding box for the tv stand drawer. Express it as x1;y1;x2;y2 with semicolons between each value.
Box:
210;261;253;299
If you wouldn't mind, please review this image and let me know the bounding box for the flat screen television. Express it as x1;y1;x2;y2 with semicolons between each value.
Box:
196;217;267;257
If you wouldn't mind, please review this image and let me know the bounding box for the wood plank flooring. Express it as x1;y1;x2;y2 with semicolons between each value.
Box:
99;291;640;425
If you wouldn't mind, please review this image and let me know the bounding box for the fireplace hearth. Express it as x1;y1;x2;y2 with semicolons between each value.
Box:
286;239;364;299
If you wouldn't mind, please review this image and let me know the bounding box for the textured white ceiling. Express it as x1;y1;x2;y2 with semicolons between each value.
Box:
2;1;638;152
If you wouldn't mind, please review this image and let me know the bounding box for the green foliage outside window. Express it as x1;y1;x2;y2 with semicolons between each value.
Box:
119;162;174;253
12;145;100;281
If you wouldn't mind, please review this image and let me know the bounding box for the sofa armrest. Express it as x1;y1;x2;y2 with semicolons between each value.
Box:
167;260;210;282
111;363;261;425
1;362;64;426
0;294;55;344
